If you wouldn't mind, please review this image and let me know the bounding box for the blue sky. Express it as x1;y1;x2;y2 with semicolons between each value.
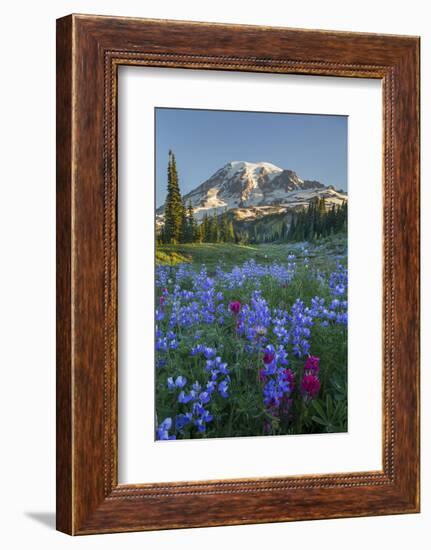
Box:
155;108;347;207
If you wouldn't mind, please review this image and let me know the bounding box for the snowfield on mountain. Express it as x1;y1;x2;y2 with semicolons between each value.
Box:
156;160;347;226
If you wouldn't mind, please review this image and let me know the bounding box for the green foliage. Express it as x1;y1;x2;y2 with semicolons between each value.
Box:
311;395;347;433
156;249;192;266
162;151;185;244
287;198;347;242
157;235;347;274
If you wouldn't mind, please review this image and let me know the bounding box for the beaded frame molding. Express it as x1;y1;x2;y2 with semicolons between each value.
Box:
56;14;420;535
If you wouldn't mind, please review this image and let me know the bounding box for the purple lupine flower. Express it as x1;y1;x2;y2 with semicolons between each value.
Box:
194;409;213;433
175;413;192;432
167;375;187;390
156;417;176;440
199;391;211;405
218;379;229;398
178;390;195;404
175;375;187;388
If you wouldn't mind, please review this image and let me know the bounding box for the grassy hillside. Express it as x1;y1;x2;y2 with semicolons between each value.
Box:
156;234;347;273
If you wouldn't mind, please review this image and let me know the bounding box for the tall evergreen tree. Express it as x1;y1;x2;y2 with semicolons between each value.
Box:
179;198;188;243
227;220;235;242
220;210;228;242
212;212;220;242
163;150;184;244
186;200;197;243
202;214;212;242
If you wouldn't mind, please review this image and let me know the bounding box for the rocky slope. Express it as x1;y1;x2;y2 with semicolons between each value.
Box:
156;160;347;226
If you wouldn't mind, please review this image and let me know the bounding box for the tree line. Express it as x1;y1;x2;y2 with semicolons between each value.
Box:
287;197;347;242
236;198;347;244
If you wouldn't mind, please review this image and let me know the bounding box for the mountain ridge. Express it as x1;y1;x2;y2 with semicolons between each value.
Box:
157;160;347;224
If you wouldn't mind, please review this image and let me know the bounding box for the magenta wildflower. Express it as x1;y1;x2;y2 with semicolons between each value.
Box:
301;357;320;399
284;368;295;390
301;373;320;399
304;355;320;374
262;350;275;365
229;300;241;315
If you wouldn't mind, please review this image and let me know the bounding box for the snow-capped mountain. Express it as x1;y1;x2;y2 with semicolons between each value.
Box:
157;161;347;223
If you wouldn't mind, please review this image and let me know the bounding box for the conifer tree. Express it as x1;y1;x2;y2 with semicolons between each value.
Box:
281;220;288;240
163;150;183;244
220;210;229;242
227;220;235;242
202;214;212;242
186;200;197;243
212;212;220;242
179;198;188;243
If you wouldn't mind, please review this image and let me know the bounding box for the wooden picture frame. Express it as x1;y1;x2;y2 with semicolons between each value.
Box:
56;14;420;535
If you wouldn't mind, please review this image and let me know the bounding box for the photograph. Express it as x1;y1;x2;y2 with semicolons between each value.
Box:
154;107;348;440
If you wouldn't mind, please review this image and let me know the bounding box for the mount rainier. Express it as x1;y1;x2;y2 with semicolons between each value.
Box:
156;160;347;226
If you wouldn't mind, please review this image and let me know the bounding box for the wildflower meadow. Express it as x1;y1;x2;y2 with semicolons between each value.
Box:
155;238;348;441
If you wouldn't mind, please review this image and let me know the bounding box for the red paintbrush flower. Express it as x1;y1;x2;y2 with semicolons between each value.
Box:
304;355;320;374
301;373;320;399
229;300;241;315
262;350;275;365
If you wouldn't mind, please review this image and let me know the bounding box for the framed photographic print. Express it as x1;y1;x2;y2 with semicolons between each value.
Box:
56;14;420;534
